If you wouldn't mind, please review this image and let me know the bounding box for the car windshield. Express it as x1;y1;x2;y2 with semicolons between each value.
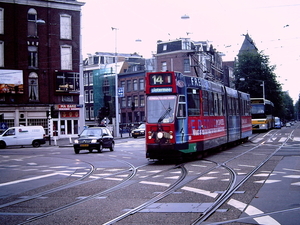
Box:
147;95;176;123
138;124;145;129
80;129;102;137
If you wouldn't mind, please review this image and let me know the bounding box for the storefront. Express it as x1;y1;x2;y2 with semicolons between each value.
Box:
52;104;80;138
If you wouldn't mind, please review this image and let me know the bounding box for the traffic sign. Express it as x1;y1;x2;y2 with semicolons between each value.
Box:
118;87;124;97
0;122;8;130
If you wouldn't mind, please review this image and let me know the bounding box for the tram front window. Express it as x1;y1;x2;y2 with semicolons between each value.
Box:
147;95;176;123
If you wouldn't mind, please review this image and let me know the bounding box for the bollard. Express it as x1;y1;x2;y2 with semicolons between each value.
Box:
69;136;72;144
53;136;57;146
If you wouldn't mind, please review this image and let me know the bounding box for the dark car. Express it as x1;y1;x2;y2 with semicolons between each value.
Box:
131;124;145;138
73;127;114;154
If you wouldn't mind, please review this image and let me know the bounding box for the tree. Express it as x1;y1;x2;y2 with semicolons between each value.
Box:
234;51;283;117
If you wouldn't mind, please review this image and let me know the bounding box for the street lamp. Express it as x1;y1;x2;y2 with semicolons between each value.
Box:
112;27;120;137
240;77;265;99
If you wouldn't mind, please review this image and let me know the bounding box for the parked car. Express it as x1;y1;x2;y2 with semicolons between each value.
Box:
131;124;145;138
0;126;46;149
274;117;281;129
73;127;114;154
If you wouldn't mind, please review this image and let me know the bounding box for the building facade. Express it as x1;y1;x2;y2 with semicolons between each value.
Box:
83;52;150;130
0;0;84;138
156;38;224;83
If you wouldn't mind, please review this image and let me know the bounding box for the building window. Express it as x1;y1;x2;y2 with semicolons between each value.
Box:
120;80;125;88
140;95;145;107
85;107;89;119
61;45;72;70
102;77;109;95
84;90;89;102
83;72;88;86
134;95;138;107
127;80;131;92
90;107;94;119
28;46;38;68
0;41;3;67
139;79;144;90
28;72;39;101
0;8;4;34
89;90;93;102
121;97;126;108
127;96;132;107
133;79;138;91
183;59;190;72
27;8;37;37
60;14;72;40
89;72;93;85
161;61;167;71
163;44;167;51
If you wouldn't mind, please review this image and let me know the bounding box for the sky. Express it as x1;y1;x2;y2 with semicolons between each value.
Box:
81;0;300;103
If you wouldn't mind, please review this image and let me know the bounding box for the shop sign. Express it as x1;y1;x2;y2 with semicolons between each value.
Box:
60;111;79;118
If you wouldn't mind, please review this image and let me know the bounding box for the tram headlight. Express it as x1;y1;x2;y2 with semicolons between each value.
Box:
148;131;152;139
157;132;163;139
169;131;173;139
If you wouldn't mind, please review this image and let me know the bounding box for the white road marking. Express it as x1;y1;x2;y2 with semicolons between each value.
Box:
228;199;280;225
0;172;67;187
139;181;170;187
181;186;218;198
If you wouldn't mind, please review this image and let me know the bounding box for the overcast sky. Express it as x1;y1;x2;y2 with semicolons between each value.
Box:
81;0;300;103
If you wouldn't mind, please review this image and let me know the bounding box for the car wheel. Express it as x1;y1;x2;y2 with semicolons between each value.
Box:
0;141;6;149
32;140;40;148
98;144;103;153
110;142;115;151
74;148;80;154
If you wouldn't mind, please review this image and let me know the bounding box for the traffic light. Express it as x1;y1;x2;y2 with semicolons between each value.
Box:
51;106;59;118
104;105;110;116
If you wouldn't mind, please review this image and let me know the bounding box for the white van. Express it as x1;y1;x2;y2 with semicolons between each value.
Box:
0;126;46;148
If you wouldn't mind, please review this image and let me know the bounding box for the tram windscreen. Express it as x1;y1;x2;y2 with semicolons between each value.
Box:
147;95;176;123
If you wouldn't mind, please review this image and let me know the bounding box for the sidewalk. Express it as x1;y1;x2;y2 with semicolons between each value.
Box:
45;132;132;147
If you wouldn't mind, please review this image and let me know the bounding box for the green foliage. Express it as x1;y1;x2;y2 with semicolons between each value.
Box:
234;51;285;118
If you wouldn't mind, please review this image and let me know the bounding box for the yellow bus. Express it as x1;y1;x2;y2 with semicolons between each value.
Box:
251;98;275;131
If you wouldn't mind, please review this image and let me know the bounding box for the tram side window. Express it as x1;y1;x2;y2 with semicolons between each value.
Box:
236;99;239;115
228;97;233;115
219;94;224;116
209;92;214;116
203;90;209;116
187;89;200;116
214;93;219;116
177;95;186;118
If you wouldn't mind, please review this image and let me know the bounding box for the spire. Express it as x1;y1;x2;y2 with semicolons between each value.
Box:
238;33;258;55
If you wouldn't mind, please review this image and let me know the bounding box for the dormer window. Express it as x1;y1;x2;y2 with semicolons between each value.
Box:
27;8;37;37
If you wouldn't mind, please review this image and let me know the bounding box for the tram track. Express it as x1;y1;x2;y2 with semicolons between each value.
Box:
3;155;190;224
0;127;298;224
191;129;295;224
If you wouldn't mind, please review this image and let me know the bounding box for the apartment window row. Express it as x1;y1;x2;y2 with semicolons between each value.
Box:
83;72;94;86
85;107;94;120
121;95;145;108
161;59;191;72
120;78;144;92
84;90;94;103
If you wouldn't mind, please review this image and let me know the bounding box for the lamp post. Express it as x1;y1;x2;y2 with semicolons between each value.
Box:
240;78;265;99
112;27;120;137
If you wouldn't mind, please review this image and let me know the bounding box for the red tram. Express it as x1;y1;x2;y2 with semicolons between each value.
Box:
145;71;252;160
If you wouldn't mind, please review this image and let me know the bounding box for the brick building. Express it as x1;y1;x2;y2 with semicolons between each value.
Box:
0;0;85;138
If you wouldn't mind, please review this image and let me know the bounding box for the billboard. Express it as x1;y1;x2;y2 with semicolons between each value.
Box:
0;69;24;94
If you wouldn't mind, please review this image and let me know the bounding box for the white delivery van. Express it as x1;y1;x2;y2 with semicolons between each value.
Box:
0;126;46;149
